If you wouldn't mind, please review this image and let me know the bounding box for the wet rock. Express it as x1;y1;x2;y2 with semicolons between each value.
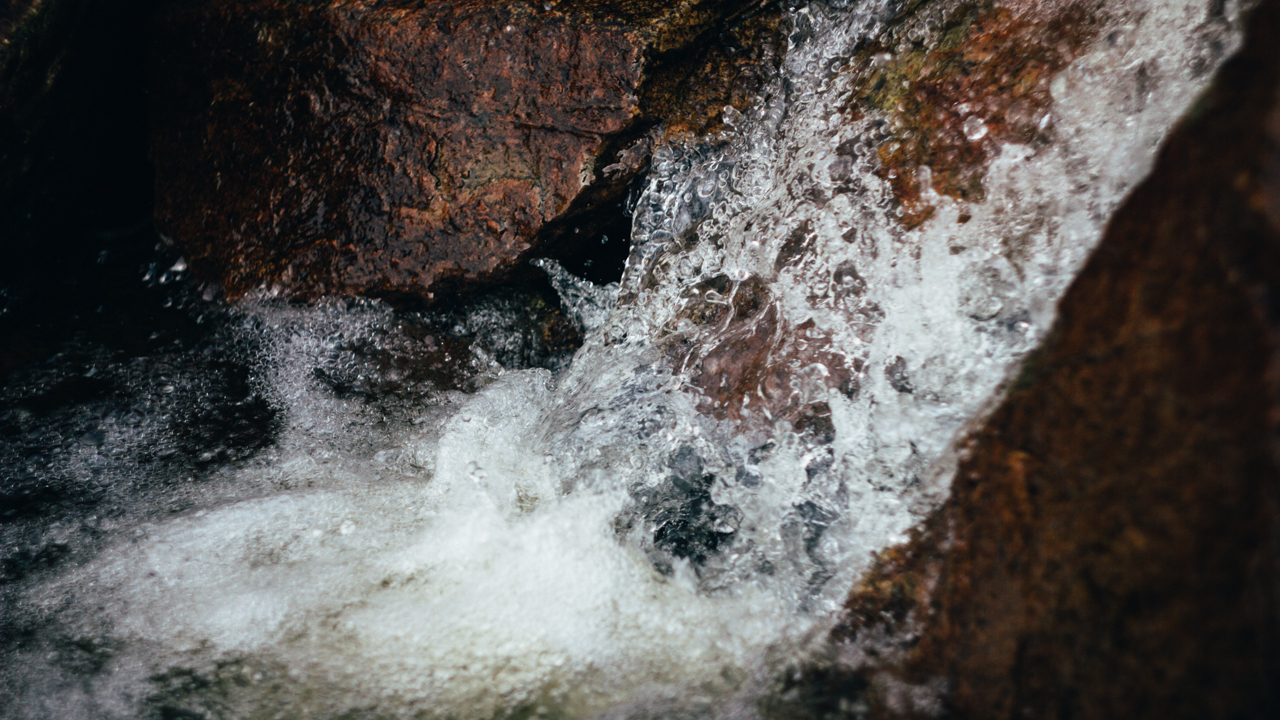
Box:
313;283;583;402
777;1;1280;716
852;0;1107;226
618;444;741;573
151;0;785;300
664;273;859;440
883;356;912;394
834;0;1226;227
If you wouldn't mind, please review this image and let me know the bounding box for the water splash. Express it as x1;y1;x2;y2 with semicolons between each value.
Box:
0;1;1245;718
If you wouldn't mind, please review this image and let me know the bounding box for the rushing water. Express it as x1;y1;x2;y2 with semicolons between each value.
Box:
0;1;1245;718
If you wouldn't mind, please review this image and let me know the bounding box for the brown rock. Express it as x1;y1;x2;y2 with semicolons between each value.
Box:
774;0;1280;717
151;0;785;300
662;272;858;440
841;0;1110;227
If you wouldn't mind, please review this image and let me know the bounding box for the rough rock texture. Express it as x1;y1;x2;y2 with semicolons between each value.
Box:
151;0;785;300
771;0;1280;717
844;0;1108;227
839;0;1234;228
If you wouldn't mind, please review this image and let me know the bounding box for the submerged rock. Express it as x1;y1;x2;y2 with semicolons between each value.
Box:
151;0;785;300
780;0;1280;716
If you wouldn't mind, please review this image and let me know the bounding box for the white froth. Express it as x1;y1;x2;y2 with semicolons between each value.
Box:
1;2;1244;718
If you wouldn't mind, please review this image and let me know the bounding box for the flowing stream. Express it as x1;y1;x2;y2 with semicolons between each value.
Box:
0;1;1246;718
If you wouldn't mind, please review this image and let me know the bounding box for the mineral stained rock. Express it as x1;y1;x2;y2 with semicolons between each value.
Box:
844;0;1108;227
151;0;784;300
777;1;1280;717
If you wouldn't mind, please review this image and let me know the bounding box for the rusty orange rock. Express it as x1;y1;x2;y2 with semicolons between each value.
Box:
843;0;1108;227
773;1;1280;717
151;0;784;300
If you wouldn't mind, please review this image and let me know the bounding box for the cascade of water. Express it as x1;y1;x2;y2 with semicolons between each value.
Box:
0;1;1245;718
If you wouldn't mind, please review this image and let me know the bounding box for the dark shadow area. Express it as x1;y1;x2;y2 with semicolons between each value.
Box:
1;0;161;345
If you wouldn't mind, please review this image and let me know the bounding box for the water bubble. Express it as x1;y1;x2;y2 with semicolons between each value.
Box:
0;3;1241;718
723;105;745;128
78;429;106;447
963;116;989;141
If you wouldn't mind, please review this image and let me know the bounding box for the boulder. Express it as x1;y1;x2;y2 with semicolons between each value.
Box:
774;0;1280;716
150;0;785;300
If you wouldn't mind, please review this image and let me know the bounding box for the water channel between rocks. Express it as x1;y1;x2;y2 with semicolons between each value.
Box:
0;1;1246;718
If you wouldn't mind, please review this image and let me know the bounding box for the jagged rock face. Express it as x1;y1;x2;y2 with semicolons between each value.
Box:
789;1;1280;717
151;0;784;300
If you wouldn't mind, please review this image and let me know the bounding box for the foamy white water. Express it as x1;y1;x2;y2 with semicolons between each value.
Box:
0;1;1244;718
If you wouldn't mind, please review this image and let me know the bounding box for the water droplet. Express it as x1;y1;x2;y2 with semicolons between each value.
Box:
963;116;988;141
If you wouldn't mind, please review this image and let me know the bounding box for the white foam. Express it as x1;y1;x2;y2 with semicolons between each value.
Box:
0;2;1244;718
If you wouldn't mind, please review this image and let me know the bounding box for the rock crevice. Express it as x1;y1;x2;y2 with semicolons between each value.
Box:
150;0;787;301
